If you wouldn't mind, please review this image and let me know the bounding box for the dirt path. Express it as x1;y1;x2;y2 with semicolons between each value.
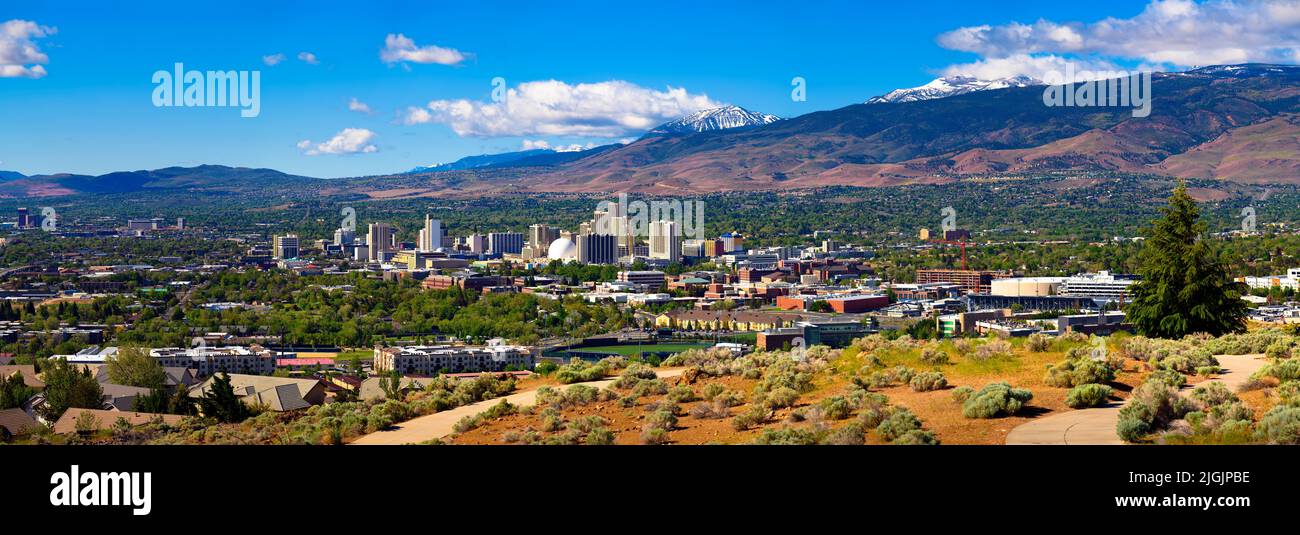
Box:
350;368;685;445
1005;354;1267;445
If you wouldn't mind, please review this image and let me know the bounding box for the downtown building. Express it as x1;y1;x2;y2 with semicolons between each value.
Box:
373;342;535;375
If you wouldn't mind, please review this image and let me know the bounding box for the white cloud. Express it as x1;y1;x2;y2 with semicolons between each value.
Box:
1;19;55;78
521;139;551;150
936;0;1300;71
380;34;467;66
298;51;319;65
262;53;286;66
401;79;721;137
941;54;1126;81
348;97;372;114
298;128;379;156
521;139;597;152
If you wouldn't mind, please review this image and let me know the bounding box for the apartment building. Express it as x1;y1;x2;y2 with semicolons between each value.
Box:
373;342;534;375
149;345;281;377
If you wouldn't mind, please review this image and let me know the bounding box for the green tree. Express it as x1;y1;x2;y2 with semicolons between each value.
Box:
0;372;36;409
197;372;253;423
106;346;167;389
39;359;104;421
1126;183;1249;338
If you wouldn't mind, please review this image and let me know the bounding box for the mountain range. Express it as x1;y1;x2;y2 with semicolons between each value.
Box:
648;105;781;134
866;75;1042;104
4;64;1299;199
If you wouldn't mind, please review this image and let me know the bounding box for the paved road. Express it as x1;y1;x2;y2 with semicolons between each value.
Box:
351;368;685;445
1005;354;1267;445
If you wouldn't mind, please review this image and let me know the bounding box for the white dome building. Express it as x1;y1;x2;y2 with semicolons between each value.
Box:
547;237;577;261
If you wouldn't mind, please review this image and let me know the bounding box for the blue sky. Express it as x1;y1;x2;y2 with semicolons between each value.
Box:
1;0;1295;178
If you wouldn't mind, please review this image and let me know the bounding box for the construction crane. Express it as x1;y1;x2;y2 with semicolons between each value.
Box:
931;239;970;270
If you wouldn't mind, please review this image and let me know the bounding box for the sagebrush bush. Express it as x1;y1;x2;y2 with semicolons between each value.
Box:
764;386;800;409
666;386;697;403
690;400;731;419
909;371;948;392
818;396;856;420
875;408;922;441
961;382;1033;419
731;405;770;431
919;348;950;366
820;422;866;445
1259;359;1300;382
1255;405;1300;444
950;385;975;403
1146;368;1186;389
752;426;822;445
892;429;939;445
1044;352;1116;388
1065;383;1112;408
972;340;1013;362
1116;380;1191;442
1026;333;1052;352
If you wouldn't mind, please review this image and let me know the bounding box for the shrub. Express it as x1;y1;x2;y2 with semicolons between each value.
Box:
764;386;800;409
1266;341;1293;360
554;359;609;384
1189;381;1235;409
1065;384;1112;408
909;371;948;392
666;386;697;403
1116;380;1191;442
890;366;916;383
952;339;975;356
919;348;950;366
1259;359;1300;382
731;405;770;431
892;429;939;445
1277;381;1300;406
567;415;609;434
1026;333;1052;352
950;386;975;403
1256;405;1300;444
820;422;866;445
1044;352;1116;388
1146;368;1186;389
753;426;822;445
584;427;615;445
876;408;922;441
1195;366;1221;376
972;340;1012;361
857;406;888;428
689;400;731;419
961;382;1033;418
701;383;726;401
613;364;658;388
818;396;855;420
640;427;669;445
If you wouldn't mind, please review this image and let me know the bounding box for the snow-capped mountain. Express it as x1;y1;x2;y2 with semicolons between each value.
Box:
867;75;1043;104
649;105;780;134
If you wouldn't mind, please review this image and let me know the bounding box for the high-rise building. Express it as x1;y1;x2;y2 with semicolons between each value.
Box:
418;215;443;253
487;232;524;256
467;233;486;254
16;208;28;228
333;227;355;247
528;224;560;249
273;234;300;260
176;217;186;230
720;232;744;253
367;223;395;262
648;220;681;263
576;233;617;265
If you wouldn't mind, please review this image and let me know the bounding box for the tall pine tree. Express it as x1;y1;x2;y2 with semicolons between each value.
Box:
1125;182;1248;338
